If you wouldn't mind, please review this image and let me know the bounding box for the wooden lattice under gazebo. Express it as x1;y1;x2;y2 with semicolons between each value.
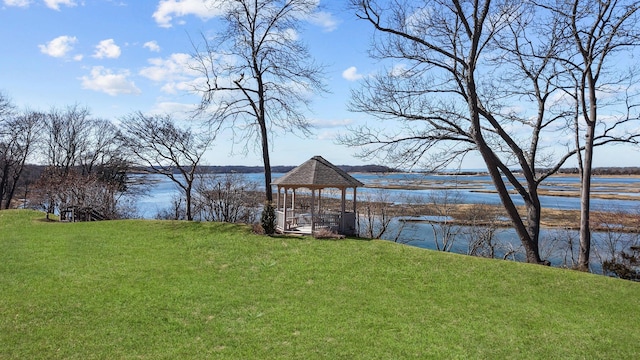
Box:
272;156;364;235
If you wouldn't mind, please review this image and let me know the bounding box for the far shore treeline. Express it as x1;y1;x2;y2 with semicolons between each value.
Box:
142;165;640;176
19;163;400;176
158;164;401;174
17;164;640;177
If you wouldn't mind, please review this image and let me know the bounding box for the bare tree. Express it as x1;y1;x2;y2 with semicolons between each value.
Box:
31;169;123;221
191;0;327;202
194;172;260;223
358;189;395;239
43;105;93;175
79;117;124;176
117;112;213;221
425;189;464;252
463;204;511;259
592;209;640;274
602;245;640;281
543;0;640;271
42;104;124;177
0;92;11;116
0;96;43;209
36;105;127;218
155;195;187;221
0;94;19;208
344;0;558;264
346;0;640;266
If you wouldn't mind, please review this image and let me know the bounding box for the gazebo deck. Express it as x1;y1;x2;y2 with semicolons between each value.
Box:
276;210;356;235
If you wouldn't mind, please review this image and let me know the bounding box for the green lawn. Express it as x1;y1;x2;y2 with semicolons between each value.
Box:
1;209;639;359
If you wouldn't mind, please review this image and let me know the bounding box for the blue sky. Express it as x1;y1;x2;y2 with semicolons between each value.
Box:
1;0;639;169
0;0;382;167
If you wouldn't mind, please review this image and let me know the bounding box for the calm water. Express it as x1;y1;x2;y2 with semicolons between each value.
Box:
356;172;640;211
133;172;640;218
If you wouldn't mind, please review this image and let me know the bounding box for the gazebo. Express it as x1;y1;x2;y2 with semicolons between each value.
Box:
272;156;364;235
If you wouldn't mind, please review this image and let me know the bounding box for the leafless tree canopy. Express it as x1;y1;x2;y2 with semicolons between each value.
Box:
117;112;213;221
42;105;121;176
343;0;640;265
191;0;327;202
27;105;129;219
194;172;261;223
0;94;43;209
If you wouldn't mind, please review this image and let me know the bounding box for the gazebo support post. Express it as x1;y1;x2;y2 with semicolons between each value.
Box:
311;189;316;233
340;188;346;233
283;188;288;231
291;189;296;218
353;188;357;214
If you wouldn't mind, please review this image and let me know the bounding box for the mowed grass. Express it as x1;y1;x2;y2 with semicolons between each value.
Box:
1;210;639;359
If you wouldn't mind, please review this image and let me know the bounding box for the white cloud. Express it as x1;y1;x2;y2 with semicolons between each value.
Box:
149;101;197;116
152;0;225;28
311;118;353;129
143;40;161;52
139;53;194;82
140;53;199;93
4;0;31;7
389;63;409;77
152;1;331;30
80;66;141;96
44;0;77;11
316;130;340;141
92;39;121;59
342;66;364;81
308;11;339;32
282;28;299;41
4;0;78;9
38;35;78;58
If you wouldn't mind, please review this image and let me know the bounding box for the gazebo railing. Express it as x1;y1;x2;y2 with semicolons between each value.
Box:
276;210;357;235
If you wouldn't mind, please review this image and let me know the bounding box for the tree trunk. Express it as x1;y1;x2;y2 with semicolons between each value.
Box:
525;192;546;265
577;119;596;271
468;70;544;264
254;58;273;204
577;74;598;272
5;160;27;209
259;118;272;203
185;184;193;221
479;145;543;264
0;164;8;209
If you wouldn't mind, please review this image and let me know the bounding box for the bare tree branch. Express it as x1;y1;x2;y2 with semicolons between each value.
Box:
117;112;214;221
190;0;327;202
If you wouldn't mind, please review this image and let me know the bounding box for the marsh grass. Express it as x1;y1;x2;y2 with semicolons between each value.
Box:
1;210;639;359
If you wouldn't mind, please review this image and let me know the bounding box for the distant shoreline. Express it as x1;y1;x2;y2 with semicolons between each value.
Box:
24;163;640;176
134;165;640;176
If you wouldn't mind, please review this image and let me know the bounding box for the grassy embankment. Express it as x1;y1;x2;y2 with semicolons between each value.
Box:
2;209;639;359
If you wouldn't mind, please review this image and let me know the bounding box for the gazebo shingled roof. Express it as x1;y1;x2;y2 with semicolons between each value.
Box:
272;155;364;188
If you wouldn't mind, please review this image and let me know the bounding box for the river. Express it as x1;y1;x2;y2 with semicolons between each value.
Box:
131;172;640;271
135;172;640;217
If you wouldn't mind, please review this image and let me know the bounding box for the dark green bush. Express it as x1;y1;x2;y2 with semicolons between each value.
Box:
260;202;276;235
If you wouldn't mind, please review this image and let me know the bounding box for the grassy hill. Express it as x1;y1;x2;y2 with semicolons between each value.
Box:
1;210;639;359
